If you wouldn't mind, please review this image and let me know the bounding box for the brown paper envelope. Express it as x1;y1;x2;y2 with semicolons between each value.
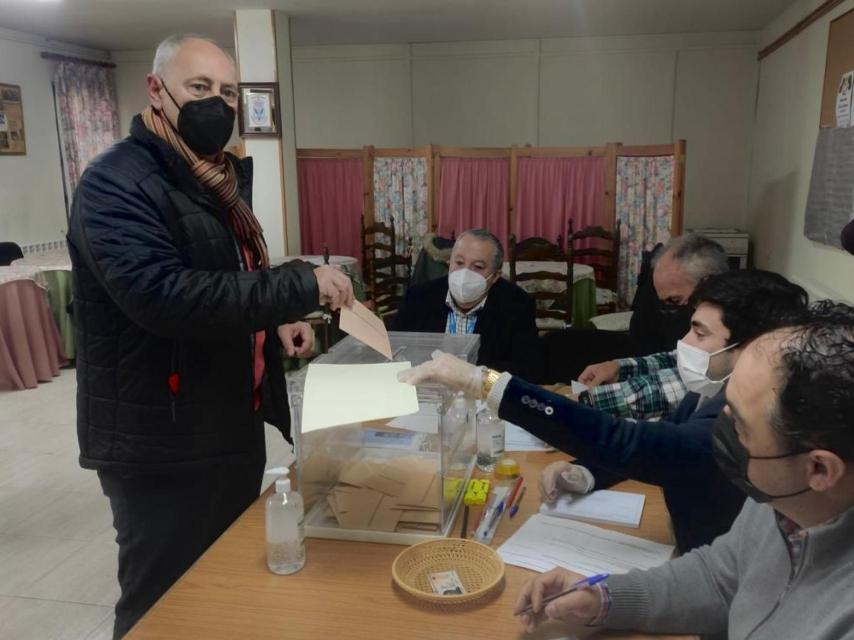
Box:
396;471;435;506
367;495;403;531
398;509;441;524
334;488;384;529
338;460;378;487
339;300;393;360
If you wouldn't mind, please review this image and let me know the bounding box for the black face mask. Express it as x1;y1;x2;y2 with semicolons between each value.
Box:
160;80;234;156
712;411;811;503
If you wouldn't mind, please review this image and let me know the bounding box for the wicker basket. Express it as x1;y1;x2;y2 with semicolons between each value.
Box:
392;538;505;606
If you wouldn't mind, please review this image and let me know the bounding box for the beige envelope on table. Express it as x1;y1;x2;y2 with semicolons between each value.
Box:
339;300;393;360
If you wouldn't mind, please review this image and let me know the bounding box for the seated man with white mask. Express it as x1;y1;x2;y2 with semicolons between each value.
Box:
394;229;539;378
399;270;809;553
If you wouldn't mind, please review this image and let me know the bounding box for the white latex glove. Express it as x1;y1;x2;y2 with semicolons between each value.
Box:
397;350;485;398
539;461;595;503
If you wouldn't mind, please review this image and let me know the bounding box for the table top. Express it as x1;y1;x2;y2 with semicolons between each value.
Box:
502;261;594;284
273;255;359;269
0;265;46;287
128;451;692;640
12;248;72;272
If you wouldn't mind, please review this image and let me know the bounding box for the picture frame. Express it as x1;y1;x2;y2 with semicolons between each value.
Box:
238;82;281;137
0;83;26;155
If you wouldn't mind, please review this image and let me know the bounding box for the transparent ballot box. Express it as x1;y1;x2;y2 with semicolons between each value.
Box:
287;331;480;545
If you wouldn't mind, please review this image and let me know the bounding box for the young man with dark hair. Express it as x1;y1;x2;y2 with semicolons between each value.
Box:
514;301;854;639
400;269;809;553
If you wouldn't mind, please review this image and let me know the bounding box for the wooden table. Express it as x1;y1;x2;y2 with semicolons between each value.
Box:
127;452;693;640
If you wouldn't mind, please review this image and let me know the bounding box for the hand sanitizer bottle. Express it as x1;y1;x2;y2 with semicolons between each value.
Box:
265;470;305;575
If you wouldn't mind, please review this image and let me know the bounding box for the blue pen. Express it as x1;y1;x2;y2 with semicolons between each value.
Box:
517;573;610;616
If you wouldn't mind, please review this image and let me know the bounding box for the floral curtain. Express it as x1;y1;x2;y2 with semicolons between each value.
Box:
615;156;674;306
372;157;429;257
54;61;120;199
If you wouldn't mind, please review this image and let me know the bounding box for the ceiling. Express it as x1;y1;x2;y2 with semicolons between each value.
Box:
0;0;799;52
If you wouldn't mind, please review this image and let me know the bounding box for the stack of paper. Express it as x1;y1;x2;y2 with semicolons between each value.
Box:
505;421;553;452
321;456;442;533
539;490;645;528
497;514;674;576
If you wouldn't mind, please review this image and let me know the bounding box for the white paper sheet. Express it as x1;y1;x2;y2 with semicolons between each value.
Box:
338;300;393;359
505;422;553;452
302;362;419;433
571;380;589;394
497;514;674;576
539;490;645;528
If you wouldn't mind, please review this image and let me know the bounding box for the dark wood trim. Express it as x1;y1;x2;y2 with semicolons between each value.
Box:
40;52;115;68
758;0;847;61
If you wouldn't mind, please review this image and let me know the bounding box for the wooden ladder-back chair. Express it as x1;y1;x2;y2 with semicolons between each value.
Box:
361;216;412;318
508;234;571;329
568;218;621;317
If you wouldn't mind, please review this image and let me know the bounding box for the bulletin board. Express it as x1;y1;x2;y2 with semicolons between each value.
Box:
820;8;854;127
0;83;26;155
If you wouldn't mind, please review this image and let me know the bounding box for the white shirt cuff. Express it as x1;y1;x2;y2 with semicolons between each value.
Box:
485;371;514;413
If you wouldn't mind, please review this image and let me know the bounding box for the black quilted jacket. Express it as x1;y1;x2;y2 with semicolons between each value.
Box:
68;115;319;473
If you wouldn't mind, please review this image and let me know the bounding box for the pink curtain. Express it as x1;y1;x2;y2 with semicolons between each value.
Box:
437;157;510;249
513;156;606;243
298;158;363;259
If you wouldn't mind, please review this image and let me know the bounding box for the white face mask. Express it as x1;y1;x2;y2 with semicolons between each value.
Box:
448;268;490;305
676;339;739;398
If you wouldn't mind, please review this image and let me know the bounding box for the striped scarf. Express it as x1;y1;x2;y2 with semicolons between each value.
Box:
142;106;270;269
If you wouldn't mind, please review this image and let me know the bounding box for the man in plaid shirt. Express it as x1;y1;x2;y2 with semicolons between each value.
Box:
575;351;685;420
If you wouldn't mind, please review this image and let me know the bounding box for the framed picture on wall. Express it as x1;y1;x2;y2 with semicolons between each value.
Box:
0;83;26;155
238;82;281;137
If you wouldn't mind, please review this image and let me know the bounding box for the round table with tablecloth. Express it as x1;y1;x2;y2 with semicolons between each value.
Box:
501;261;597;329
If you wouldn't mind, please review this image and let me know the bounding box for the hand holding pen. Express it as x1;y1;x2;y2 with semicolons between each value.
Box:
513;569;609;633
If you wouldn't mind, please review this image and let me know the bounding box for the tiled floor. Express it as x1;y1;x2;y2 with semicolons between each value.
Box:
0;367;295;639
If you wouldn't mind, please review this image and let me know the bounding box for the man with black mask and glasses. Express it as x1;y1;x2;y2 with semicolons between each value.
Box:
513;301;854;639
568;234;729;420
68;34;354;638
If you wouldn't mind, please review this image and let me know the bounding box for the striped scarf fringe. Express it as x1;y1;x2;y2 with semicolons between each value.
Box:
142;106;270;269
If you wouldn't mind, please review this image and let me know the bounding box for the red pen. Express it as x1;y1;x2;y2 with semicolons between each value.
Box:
506;476;524;511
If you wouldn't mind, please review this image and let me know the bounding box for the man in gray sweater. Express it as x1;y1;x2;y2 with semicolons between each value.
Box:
514;301;854;639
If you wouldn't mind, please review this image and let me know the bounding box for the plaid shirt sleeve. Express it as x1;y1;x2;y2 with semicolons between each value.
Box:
616;351;677;380
581;366;687;420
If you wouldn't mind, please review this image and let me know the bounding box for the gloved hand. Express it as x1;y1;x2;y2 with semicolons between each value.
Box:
397;350;485;398
539;461;595;503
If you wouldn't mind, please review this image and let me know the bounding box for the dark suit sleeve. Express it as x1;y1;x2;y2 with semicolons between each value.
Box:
497;376;714;487
489;288;540;379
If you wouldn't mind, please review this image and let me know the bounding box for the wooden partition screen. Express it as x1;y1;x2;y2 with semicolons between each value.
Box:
296;139;685;243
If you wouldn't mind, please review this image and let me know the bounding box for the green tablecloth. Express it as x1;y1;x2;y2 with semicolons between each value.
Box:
40;270;74;360
572;278;597;328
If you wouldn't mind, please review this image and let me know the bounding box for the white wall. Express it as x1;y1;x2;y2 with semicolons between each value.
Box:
748;0;854;302
0;28;108;246
291;32;759;230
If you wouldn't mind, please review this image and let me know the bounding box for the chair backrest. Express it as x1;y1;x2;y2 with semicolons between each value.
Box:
568;219;621;314
508;234;571;327
361;217;412;316
0;242;24;266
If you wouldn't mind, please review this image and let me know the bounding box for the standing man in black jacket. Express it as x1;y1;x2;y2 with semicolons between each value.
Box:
393;228;539;378
68;34;353;638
